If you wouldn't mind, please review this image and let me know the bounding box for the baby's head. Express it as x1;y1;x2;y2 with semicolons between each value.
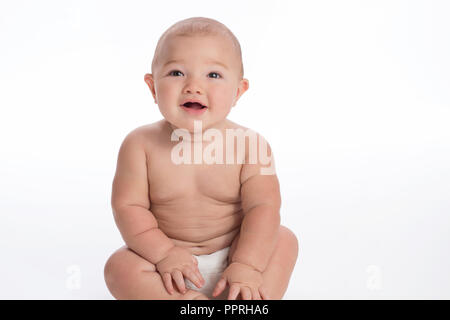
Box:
145;17;249;133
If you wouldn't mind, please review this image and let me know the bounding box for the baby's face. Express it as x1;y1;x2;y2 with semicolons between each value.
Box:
145;35;248;133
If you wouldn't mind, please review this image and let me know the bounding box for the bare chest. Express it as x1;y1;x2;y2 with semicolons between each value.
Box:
146;144;242;205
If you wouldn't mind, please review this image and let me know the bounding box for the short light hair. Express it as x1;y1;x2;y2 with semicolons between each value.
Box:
151;17;244;79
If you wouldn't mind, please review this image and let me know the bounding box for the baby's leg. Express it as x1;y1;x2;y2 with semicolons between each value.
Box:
104;246;209;300
228;225;298;299
260;226;298;299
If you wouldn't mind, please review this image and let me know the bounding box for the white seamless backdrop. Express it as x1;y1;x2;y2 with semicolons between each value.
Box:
0;0;449;299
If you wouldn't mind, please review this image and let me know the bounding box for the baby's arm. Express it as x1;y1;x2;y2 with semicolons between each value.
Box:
111;130;174;263
111;130;204;293
213;136;281;299
231;139;281;272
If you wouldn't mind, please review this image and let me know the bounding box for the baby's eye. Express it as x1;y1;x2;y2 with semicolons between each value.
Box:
208;72;221;79
168;70;183;77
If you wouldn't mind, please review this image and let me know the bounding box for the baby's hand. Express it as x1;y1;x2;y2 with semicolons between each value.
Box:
155;246;205;295
212;262;268;300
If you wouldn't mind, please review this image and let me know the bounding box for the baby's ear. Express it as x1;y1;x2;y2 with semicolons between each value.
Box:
232;78;249;107
144;73;157;104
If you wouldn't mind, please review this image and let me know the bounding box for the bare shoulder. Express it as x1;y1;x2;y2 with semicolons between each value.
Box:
225;119;268;141
225;120;275;174
224;119;251;131
123;120;168;152
126;119;165;139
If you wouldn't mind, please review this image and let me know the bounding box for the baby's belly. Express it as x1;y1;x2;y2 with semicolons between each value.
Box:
151;195;244;255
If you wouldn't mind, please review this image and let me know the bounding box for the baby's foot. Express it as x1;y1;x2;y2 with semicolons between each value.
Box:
180;289;210;300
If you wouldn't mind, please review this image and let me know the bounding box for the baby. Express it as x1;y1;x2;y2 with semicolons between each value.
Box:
104;17;298;300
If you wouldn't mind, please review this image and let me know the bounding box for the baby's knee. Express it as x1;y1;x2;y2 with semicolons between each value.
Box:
104;250;125;292
104;247;142;296
279;226;299;257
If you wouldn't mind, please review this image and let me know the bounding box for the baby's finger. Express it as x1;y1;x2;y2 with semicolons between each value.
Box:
241;287;252;300
251;287;261;300
172;269;186;293
194;268;205;286
212;278;227;297
259;286;270;300
228;283;241;300
184;267;203;288
162;272;174;295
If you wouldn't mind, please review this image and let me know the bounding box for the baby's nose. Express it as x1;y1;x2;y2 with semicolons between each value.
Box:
184;87;202;94
183;82;203;95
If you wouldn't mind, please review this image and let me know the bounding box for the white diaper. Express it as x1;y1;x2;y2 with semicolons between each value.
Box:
185;246;230;299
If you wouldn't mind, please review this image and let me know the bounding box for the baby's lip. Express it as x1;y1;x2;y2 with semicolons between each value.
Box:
180;99;207;108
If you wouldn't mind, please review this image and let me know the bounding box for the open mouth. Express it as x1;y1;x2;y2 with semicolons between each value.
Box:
181;102;207;109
